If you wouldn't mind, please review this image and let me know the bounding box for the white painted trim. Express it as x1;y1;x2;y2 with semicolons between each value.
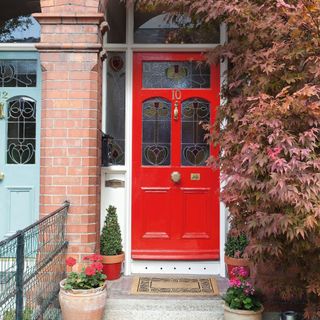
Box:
124;46;133;275
104;166;127;174
131;260;221;275
0;44;37;51
102;59;107;133
106;44;220;51
218;22;228;277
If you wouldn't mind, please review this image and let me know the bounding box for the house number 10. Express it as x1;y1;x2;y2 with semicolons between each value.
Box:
172;89;182;100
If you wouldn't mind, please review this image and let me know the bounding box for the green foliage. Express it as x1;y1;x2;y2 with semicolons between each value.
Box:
0;16;32;41
100;206;123;256
64;270;105;290
3;307;33;320
224;287;262;311
225;234;248;258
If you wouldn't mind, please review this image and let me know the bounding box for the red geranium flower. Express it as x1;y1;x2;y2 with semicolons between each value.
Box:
83;254;103;262
92;262;103;272
66;257;76;267
85;266;96;276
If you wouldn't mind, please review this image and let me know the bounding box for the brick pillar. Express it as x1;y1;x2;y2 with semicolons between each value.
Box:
33;0;106;261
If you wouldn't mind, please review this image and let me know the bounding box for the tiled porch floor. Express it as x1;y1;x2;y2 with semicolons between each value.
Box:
106;274;229;299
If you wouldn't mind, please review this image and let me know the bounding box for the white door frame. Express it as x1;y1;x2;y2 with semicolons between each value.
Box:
101;4;228;276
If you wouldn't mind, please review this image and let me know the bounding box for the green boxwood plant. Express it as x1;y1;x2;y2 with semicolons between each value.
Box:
100;205;123;256
224;234;248;258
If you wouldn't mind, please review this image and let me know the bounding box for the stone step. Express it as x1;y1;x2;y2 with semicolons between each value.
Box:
104;298;224;320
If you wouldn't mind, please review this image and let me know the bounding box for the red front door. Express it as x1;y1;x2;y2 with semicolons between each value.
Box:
132;52;220;260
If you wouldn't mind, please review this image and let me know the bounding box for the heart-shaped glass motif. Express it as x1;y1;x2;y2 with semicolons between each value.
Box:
144;145;169;165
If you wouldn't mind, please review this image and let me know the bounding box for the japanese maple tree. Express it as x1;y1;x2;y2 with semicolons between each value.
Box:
135;0;320;317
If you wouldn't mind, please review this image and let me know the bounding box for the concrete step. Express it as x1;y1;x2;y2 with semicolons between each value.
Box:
104;298;224;320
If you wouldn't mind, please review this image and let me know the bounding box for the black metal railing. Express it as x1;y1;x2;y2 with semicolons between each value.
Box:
0;201;70;320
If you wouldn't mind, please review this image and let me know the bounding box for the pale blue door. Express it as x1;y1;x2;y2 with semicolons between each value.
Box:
0;52;41;240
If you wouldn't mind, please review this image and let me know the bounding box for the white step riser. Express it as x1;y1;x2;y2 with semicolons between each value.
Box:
104;299;224;320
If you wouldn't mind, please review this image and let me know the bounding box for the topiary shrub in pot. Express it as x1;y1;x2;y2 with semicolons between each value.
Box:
100;205;124;280
225;233;250;279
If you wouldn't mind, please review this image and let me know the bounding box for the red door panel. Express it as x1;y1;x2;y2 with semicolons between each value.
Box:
132;52;220;260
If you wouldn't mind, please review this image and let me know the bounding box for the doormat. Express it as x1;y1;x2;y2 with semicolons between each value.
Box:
131;277;219;296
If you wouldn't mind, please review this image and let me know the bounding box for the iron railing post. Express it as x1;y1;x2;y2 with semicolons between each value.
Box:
15;231;25;320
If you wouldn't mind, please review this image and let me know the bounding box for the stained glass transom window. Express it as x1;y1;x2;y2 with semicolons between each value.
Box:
0;60;37;87
134;8;220;44
142;98;171;166
181;98;210;166
143;61;210;89
7;97;36;165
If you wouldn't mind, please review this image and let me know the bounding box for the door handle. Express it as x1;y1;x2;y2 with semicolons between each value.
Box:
0;102;4;119
0;172;4;181
171;171;181;184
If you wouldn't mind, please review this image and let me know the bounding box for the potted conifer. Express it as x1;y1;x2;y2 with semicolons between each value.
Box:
100;205;124;280
225;233;250;279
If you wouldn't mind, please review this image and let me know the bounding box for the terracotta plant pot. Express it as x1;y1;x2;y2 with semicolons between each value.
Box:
102;252;125;280
224;304;264;320
59;280;107;320
225;255;250;279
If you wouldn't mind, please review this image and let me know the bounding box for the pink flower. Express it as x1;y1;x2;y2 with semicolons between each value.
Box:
66;257;76;267
231;266;249;278
267;147;282;160
229;278;242;288
85;266;96;276
92;262;103;272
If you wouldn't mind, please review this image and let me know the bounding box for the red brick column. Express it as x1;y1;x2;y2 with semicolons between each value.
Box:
33;1;106;261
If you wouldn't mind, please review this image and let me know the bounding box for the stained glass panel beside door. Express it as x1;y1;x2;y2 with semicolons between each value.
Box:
106;52;126;165
142;98;171;166
181;98;210;166
143;61;210;88
7;97;36;164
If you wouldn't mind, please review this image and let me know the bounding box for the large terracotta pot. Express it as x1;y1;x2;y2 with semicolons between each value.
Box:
224;304;264;320
59;280;107;320
102;252;125;280
225;255;250;279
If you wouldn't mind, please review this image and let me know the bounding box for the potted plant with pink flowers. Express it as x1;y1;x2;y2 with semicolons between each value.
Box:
59;254;107;320
223;266;263;320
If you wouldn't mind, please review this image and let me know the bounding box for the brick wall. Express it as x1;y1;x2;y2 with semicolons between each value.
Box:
34;1;105;262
